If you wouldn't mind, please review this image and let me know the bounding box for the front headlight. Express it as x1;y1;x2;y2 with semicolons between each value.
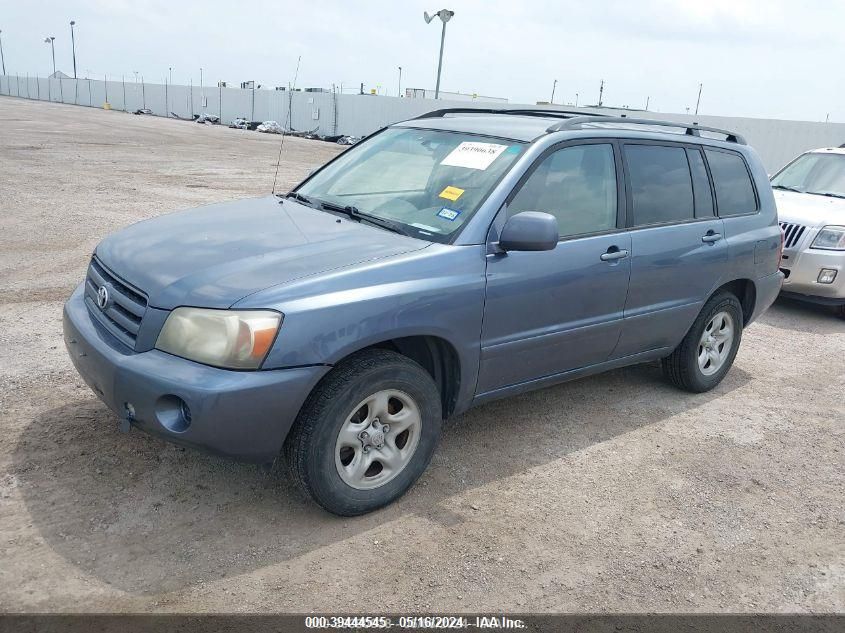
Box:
155;308;281;369
811;225;845;250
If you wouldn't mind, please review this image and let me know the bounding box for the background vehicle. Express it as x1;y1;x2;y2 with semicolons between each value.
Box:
772;145;845;317
64;110;783;515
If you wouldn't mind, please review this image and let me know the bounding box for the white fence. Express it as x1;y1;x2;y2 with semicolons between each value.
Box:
1;74;843;173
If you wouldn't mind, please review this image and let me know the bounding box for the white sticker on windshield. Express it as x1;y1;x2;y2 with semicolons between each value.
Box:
440;142;508;170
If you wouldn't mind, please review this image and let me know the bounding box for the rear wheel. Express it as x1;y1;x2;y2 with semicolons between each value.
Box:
284;349;442;516
662;291;743;393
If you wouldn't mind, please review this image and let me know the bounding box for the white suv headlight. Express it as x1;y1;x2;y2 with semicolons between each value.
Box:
811;225;845;250
155;308;282;369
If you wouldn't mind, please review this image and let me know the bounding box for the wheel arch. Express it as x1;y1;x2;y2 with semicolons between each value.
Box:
713;278;756;325
329;335;462;419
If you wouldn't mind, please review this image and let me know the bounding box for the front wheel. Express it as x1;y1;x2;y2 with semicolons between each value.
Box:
284;349;442;516
662;291;744;393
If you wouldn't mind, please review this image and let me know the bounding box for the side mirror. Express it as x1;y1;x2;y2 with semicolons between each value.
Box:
498;212;559;252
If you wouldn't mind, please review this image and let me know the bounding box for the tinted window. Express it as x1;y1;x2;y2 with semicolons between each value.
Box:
625;145;694;225
704;149;757;216
509;144;617;238
687;149;714;217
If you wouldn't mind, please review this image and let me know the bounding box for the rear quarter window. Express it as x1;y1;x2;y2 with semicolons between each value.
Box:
704;149;758;216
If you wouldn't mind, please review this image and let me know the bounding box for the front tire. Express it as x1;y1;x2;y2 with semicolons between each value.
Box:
284;349;442;516
662;291;744;393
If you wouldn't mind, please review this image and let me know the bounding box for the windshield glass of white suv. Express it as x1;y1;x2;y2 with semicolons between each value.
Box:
771;152;845;198
296;128;524;241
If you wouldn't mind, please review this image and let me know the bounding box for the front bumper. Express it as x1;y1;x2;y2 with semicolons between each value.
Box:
63;284;330;463
780;247;845;305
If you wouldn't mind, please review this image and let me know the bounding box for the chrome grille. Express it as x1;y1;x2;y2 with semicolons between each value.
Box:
84;257;148;349
779;221;806;250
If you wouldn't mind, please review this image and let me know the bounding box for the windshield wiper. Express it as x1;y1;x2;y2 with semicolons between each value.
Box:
772;184;803;193
812;191;845;199
284;191;318;207
318;201;413;237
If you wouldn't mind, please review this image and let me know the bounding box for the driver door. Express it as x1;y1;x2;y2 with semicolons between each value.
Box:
477;141;632;395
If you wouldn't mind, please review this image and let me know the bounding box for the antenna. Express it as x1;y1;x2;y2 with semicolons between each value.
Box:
272;55;302;195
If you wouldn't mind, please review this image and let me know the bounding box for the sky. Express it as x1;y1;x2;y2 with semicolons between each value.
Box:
1;0;843;122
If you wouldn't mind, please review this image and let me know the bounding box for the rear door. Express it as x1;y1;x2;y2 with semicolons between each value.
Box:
478;141;632;394
612;142;727;358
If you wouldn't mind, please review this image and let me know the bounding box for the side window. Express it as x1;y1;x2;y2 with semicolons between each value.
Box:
687;149;714;217
624;144;694;226
704;149;758;216
509;144;617;239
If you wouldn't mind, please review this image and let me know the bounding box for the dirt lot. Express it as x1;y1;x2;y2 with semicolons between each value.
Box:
0;97;842;614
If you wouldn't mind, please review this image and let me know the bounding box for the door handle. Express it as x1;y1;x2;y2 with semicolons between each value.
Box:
701;232;722;243
600;248;629;262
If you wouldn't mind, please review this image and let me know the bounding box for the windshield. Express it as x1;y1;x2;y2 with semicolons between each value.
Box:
296;127;524;242
771;152;845;198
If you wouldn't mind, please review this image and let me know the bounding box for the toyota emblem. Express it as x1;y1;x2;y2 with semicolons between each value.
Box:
96;285;110;310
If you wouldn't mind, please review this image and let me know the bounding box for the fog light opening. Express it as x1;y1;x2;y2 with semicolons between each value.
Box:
818;268;838;284
155;395;192;433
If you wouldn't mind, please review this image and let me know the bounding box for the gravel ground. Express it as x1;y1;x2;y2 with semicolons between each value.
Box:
0;97;843;614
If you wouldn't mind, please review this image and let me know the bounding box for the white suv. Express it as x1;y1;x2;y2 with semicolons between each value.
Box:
772;145;845;317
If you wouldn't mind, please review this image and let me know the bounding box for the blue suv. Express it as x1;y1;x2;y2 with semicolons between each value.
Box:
63;110;784;515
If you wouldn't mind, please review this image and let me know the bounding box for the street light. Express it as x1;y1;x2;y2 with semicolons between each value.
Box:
397;65;402;97
423;9;454;100
44;36;56;76
69;21;77;79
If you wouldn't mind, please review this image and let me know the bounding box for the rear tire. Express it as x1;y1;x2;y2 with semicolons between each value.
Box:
662;291;744;393
284;349;442;516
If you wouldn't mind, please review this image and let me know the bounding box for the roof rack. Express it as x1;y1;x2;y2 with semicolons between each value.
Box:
547;116;746;144
414;107;606;121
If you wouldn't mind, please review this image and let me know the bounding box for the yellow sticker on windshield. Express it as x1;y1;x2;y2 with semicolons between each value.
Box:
439;186;465;201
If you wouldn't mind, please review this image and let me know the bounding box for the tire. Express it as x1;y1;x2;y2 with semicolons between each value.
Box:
284;348;442;516
662;291;744;393
837;304;845;319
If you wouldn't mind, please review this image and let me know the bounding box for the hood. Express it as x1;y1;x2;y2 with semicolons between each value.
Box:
774;189;845;227
95;195;428;309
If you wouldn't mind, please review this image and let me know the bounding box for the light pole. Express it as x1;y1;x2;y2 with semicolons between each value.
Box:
550;79;557;104
575;92;579;107
69;21;77;78
423;9;454;99
200;67;204;109
397;65;402;97
44;36;56;75
0;29;6;76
